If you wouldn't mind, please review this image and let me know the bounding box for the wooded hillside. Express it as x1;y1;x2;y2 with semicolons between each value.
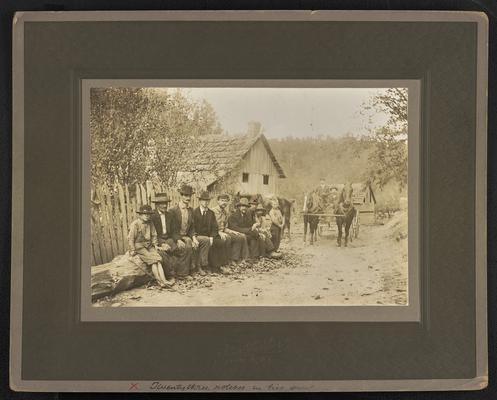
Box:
268;135;406;212
269;135;374;197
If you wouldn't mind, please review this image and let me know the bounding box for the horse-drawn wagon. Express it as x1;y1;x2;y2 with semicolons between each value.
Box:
315;202;360;240
302;182;372;246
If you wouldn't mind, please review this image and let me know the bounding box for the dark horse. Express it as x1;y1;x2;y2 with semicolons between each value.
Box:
278;197;295;239
335;183;356;247
303;191;322;245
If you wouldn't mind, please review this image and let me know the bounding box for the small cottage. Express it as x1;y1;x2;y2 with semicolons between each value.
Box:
176;133;286;197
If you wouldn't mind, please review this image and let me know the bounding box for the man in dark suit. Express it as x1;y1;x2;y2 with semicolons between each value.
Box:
151;192;177;283
169;184;198;278
227;197;261;259
192;191;218;275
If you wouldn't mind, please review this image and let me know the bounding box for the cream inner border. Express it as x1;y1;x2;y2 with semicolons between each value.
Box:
80;79;421;322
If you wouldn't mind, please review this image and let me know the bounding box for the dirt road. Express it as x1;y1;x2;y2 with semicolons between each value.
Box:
95;213;408;307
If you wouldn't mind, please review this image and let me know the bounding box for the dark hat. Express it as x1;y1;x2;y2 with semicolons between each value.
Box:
249;196;259;205
178;184;194;196
236;197;250;208
152;192;171;203
198;191;211;201
137;204;154;214
217;193;230;200
255;204;266;212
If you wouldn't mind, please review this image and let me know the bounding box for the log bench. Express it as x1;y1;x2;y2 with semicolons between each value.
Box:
91;253;153;301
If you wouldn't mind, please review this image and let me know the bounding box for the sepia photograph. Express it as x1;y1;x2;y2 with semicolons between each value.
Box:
89;85;409;307
9;10;489;393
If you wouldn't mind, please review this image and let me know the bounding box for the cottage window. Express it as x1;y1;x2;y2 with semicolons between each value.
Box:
242;173;249;183
263;174;269;185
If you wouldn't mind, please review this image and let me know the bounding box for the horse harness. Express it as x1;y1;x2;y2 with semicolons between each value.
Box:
335;202;355;218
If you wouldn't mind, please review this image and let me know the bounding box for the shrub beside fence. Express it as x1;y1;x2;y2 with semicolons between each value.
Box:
91;182;199;266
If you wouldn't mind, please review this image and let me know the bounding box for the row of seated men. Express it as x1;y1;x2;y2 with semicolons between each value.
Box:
127;184;284;287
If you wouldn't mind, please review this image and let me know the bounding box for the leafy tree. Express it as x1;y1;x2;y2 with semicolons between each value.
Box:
361;88;408;188
190;99;224;136
90;88;150;183
90;88;224;187
368;127;408;188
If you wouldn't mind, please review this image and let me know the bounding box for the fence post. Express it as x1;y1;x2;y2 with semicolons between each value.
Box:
117;183;128;253
113;183;124;255
90;196;103;266
91;181;179;265
95;186;112;262
104;185;119;260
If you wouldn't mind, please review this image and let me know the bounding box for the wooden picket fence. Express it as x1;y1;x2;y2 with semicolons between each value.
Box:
90;181;199;266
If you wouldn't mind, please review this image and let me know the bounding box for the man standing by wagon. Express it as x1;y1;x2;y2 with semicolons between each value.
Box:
169;184;198;278
316;177;330;204
227;197;261;259
150;192;177;285
212;194;248;269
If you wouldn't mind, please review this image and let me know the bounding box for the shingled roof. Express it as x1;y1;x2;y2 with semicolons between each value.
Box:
176;133;286;188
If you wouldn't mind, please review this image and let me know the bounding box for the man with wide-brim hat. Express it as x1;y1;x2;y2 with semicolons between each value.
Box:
191;190;219;275
150;193;176;284
227;197;261;259
169;184;198;278
127;204;171;288
211;194;232;270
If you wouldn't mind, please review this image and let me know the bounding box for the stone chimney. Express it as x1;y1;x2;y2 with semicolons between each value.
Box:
247;121;262;136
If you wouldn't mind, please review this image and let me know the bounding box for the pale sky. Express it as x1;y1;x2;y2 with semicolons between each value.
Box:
179;87;394;139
